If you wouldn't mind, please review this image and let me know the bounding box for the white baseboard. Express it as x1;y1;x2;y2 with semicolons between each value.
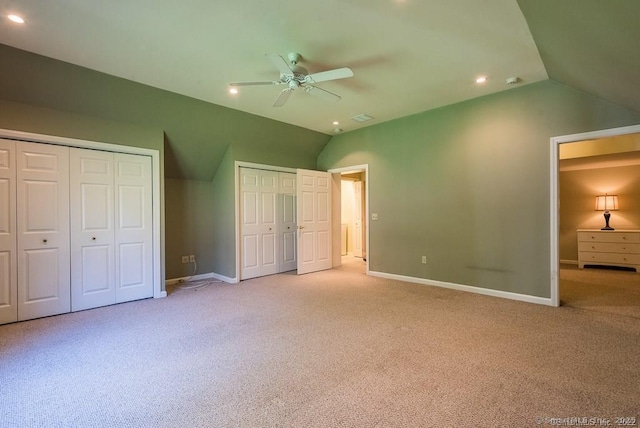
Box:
368;270;554;306
560;259;578;265
165;271;238;287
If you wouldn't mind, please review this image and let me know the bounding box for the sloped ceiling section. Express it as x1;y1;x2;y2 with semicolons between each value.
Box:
517;0;640;114
0;44;330;180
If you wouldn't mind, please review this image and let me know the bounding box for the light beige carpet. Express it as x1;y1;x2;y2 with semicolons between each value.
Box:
560;264;640;319
1;259;638;427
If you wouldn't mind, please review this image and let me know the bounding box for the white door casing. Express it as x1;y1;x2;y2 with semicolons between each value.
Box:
297;169;332;275
114;153;153;303
278;172;297;273
0;139;17;324
70;149;116;311
17;142;71;321
240;168;279;279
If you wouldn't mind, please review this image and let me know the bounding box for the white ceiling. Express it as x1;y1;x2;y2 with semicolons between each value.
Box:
0;0;548;135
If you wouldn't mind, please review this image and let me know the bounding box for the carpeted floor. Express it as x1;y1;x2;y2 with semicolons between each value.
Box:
1;258;638;427
560;263;640;319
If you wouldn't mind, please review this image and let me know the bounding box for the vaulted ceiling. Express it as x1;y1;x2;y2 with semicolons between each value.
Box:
1;0;637;136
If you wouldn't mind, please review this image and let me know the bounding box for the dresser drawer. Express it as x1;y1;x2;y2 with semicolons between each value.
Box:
578;242;640;254
577;231;640;243
579;252;640;265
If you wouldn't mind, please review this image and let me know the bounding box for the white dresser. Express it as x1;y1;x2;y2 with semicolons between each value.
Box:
577;229;640;271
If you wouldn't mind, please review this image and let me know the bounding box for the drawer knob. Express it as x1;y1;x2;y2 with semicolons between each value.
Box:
592;246;595;249
623;237;627;240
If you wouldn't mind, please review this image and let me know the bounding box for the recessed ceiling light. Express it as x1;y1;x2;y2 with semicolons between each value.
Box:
229;87;238;95
475;76;487;84
7;14;25;24
332;121;339;126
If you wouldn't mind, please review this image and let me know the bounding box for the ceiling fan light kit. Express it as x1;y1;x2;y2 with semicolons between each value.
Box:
228;52;354;107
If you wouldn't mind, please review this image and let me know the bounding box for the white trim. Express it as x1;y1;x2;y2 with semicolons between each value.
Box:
328;164;370;275
0;128;165;299
369;270;554;306
550;123;640;307
166;271;237;286
236;161;297;173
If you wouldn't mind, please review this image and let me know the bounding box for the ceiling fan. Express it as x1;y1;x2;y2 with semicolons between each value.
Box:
229;53;354;107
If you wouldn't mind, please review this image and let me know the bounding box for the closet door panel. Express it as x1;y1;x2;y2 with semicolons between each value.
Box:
114;153;153;303
240;168;278;279
70;148;115;311
0;139;17;324
278;172;297;273
17;142;70;321
260;171;278;276
240;168;261;279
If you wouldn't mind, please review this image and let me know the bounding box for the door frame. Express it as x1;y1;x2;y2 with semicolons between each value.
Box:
328;164;370;275
550;123;640;307
0;128;165;299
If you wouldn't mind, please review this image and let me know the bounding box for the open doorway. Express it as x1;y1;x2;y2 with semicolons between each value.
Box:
551;125;640;316
329;165;369;275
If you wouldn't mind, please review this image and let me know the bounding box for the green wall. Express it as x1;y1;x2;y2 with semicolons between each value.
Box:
318;80;640;298
0;43;329;281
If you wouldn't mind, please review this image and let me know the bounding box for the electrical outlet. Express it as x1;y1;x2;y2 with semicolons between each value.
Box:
181;256;189;263
372;213;379;221
189;255;196;262
421;256;427;264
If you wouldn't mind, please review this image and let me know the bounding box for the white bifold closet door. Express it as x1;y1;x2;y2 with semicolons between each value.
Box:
296;169;332;275
0;139;17;324
70;149;116;311
113;153;153;303
240;168;279;280
70;149;153;311
0;141;153;325
240;168;297;280
17;142;71;321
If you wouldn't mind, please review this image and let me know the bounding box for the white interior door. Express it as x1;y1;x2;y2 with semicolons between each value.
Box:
0;139;17;324
240;168;278;279
17;142;70;321
278;172;297;272
114;153;153;303
70;148;116;311
353;181;363;258
297;169;332;275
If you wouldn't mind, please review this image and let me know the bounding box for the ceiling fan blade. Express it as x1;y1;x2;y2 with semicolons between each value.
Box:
266;53;294;77
305;67;354;84
273;88;293;107
304;85;342;102
229;81;281;87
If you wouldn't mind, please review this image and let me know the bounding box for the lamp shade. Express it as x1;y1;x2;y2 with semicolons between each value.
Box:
595;194;619;211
